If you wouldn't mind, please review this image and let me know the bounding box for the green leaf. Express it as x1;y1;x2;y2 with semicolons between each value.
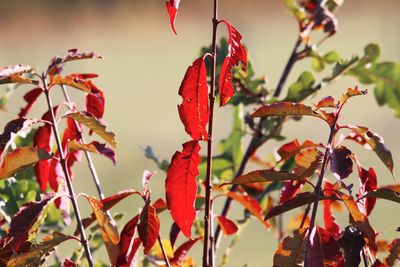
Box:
64;112;117;149
286;71;315;102
364;43;380;63
312;57;325;72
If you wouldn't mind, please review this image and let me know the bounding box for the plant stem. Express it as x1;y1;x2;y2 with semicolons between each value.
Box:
158;235;171;267
273;36;302;97
42;75;94;267
203;0;218;266
304;119;337;267
59;84;106;200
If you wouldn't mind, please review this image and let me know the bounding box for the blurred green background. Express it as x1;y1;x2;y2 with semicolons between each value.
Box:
0;0;399;266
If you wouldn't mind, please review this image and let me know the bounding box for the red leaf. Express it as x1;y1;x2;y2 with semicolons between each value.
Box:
4;194;54;252
165;0;180;35
18;88;42;118
34;106;60;191
117;215;141;267
218;20;247;106
153;198;168;214
63;259;77;267
307;226;324;267
170;237;202;265
225;191;270;228
323;181;341;238
216;216;238;235
358;166;378;216
138;202;160;254
165;140;200;238
86;87;105;119
309;226;344;267
178;57;209;141
280;181;305;203
329;146;353;180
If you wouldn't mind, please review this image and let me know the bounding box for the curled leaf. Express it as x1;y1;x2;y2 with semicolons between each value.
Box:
83;194;120;265
218;20;247;106
47;49;103;74
178;57;209;141
166;140;200;238
165;0;180;34
64;111;117;149
68;140;116;165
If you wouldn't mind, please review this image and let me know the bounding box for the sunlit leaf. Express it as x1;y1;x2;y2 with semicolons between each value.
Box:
0;65;35;85
323;181;341;238
265;192;336;220
83;194;120;265
251;102;330;125
177;57;209;141
64;111;117;149
225;191;270;228
357;165;378;216
0;147;52;180
7;232;71;267
50;74;98;93
86;87;105;119
68;140;115;165
315;96;336;110
166;140;200;238
336;191;377;253
165;0;180;35
216;216;238;236
218;20;247;106
338;86;368;107
344;125;394;175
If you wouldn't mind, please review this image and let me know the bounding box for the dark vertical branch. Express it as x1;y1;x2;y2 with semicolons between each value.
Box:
203;0;219;266
42;75;94;267
59;84;105;200
304;118;338;266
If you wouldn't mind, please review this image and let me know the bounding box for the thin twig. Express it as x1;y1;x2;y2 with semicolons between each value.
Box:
158;235;171;267
203;0;219;265
42;74;94;267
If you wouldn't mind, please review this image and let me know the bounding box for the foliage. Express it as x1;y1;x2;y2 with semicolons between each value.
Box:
0;0;399;267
